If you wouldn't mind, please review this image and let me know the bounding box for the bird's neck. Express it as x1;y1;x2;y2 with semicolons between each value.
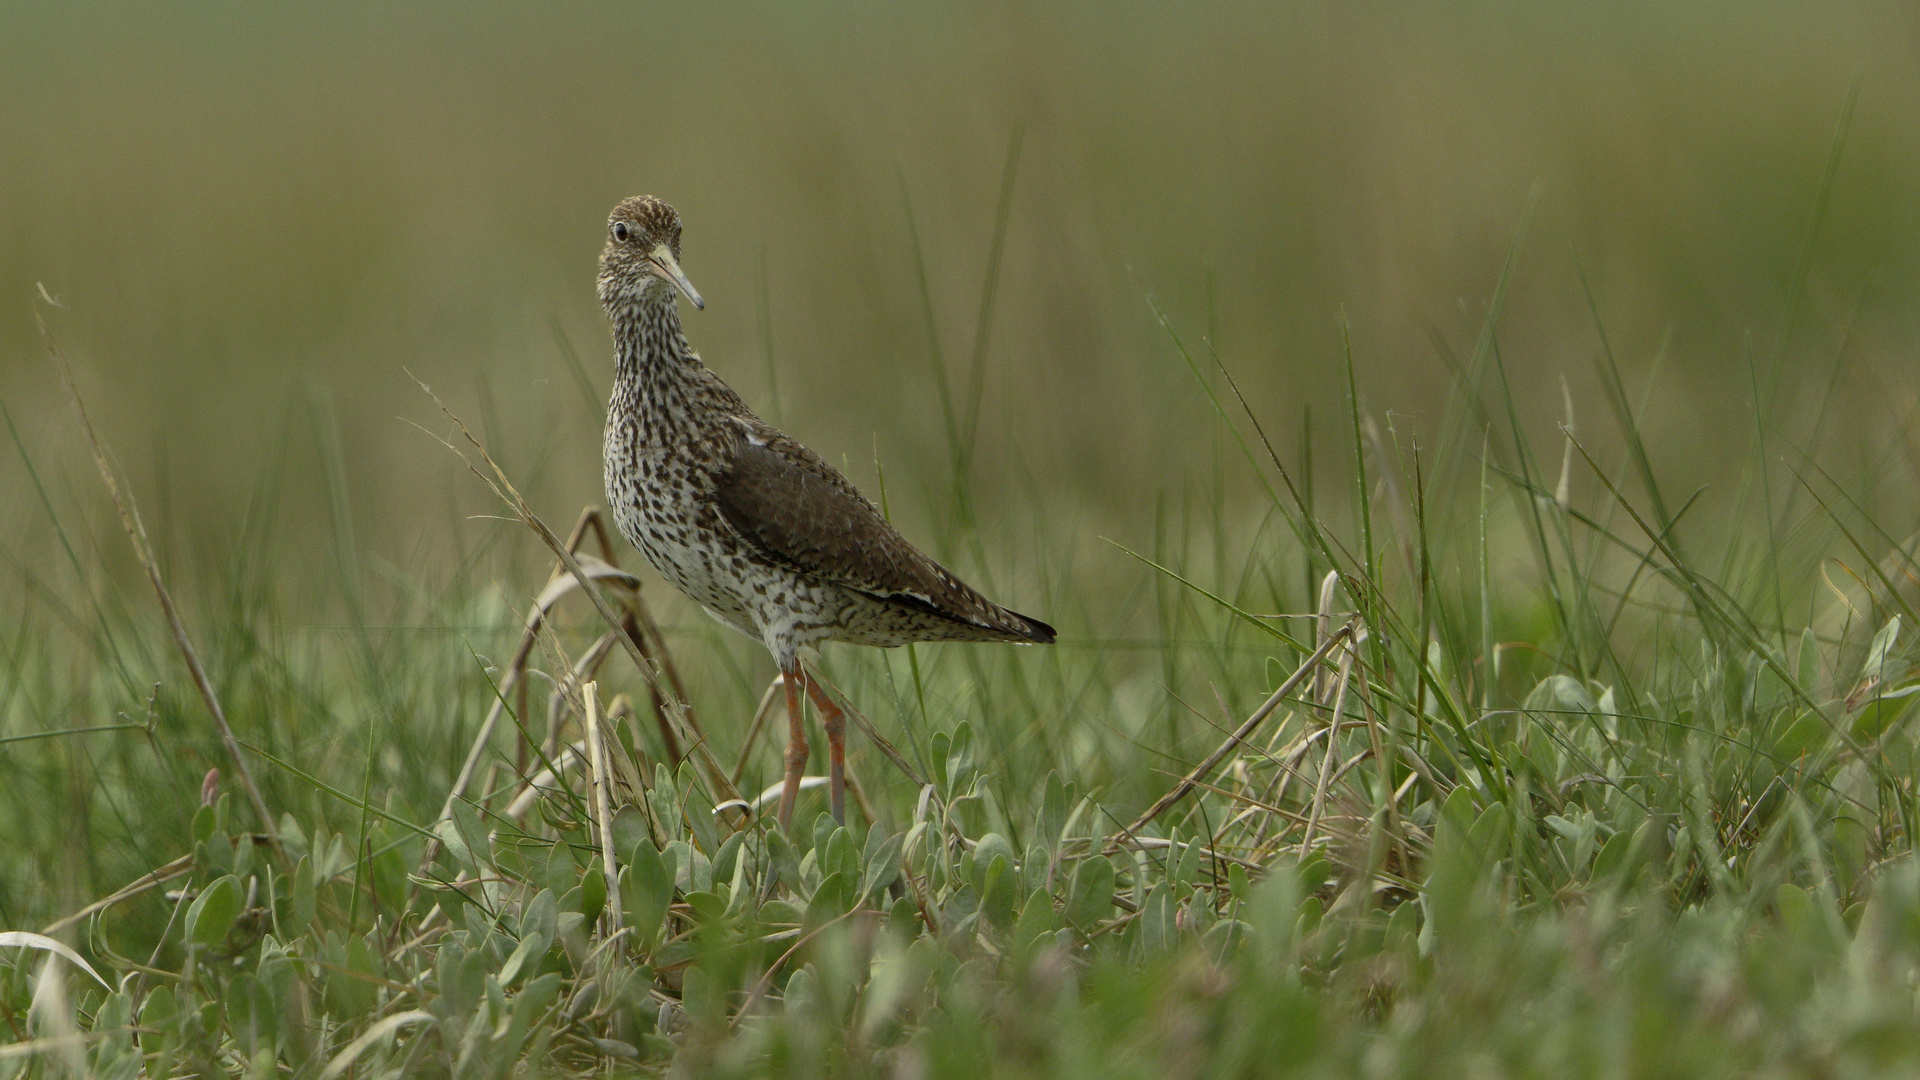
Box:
612;295;692;380
609;297;705;424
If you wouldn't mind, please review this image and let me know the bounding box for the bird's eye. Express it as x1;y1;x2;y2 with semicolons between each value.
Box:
613;222;631;242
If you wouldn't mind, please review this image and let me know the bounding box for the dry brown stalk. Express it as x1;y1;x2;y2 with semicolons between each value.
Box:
618;573;698;752
420;549;641;876
557;509;698;739
1109;619;1356;850
527;606;647;822
557;507;691;764
35;292;282;857
42;854;194;935
1241;719;1379;866
411;375;741;804
731;676;787;787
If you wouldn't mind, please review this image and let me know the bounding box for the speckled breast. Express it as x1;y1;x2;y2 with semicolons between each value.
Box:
603;425;756;628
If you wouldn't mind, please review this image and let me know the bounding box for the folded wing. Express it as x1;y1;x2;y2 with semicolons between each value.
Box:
712;418;1054;644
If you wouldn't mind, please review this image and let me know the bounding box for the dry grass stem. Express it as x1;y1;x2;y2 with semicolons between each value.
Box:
35;291;282;857
1303;637;1360;855
807;668;928;788
41;854;194;936
1112;619;1356;847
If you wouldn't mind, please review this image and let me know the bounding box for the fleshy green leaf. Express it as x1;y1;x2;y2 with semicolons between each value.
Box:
623;839;673;947
186;875;242;948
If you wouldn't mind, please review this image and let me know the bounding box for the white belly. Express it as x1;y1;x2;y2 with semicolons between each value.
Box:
605;435;854;664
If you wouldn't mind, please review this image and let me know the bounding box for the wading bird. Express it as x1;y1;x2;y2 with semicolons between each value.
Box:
597;195;1054;828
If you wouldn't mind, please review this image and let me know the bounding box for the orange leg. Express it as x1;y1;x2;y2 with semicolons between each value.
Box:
776;669;808;830
799;668;847;825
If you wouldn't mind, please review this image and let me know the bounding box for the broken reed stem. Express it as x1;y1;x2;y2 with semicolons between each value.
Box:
1241;719;1377;864
562;505;699;746
1111;619;1356;847
420;555;638;876
584;682;623;934
35;293;282;858
413;376;741;805
1302;636;1360;856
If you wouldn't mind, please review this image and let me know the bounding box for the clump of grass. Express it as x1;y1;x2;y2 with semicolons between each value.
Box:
7;225;1920;1076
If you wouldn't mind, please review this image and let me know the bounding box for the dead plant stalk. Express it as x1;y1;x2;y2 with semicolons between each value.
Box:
411;375;741;804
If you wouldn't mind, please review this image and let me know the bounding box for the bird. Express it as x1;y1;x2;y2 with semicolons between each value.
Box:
596;195;1054;829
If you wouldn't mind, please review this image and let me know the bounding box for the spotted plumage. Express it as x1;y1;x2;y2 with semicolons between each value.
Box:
598;195;1053;827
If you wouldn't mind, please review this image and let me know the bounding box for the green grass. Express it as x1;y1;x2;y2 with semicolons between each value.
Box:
7;227;1920;1076
8;8;1920;1073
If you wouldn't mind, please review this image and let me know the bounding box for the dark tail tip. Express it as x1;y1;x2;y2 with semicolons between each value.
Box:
1013;612;1056;644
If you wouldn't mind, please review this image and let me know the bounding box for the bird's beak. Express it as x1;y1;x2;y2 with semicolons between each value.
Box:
647;245;704;310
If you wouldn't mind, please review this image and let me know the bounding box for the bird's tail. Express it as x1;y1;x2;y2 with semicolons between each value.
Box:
994;608;1056;644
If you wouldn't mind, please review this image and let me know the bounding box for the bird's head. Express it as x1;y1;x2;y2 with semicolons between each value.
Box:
598;195;704;313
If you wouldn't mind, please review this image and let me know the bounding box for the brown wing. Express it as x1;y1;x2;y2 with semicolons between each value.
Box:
712;419;1053;643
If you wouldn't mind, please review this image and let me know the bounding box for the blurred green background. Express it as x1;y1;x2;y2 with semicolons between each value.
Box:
4;0;1919;671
